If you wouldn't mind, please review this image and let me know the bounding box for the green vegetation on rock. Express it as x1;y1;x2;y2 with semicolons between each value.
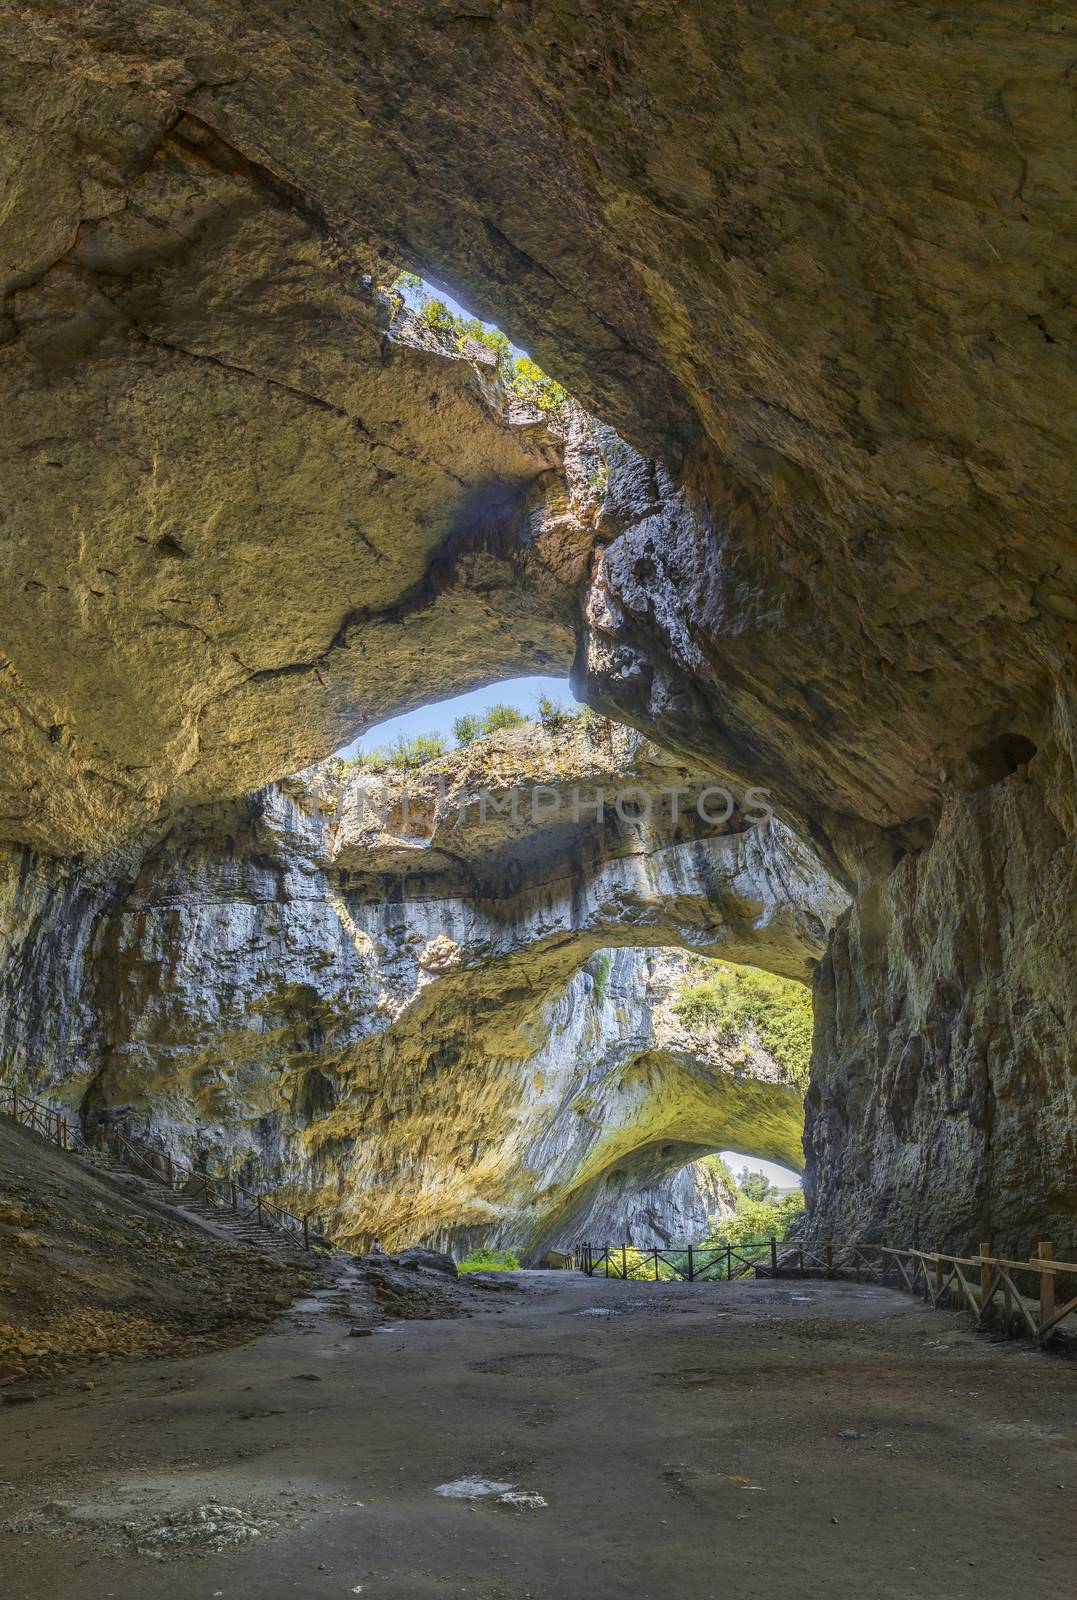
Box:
452;703;528;745
393;273;569;410
704;1188;805;1248
342;730;451;771
591;952;612;1007
458;1246;521;1272
672;962;814;1090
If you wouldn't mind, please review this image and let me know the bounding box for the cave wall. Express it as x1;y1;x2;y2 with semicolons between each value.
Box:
4;2;1073;875
805;697;1077;1255
535;1151;738;1259
0;730;833;1254
1;2;1074;1254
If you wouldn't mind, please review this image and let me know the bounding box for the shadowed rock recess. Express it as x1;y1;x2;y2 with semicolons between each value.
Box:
0;3;1074;1253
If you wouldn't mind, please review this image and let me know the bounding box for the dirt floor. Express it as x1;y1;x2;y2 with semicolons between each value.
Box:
0;1120;318;1376
2;1259;1075;1600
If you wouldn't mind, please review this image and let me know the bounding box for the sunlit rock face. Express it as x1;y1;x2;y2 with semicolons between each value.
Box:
1;3;1073;1254
0;726;839;1255
550;1154;737;1258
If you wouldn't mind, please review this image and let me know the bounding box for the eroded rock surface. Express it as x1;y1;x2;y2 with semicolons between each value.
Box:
0;725;839;1255
1;2;1074;1257
805;704;1077;1255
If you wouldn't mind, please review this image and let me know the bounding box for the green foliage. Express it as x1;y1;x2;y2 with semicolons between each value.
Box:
698;1152;736;1191
671;961;814;1090
588;459;611;495
346;731;449;770
481;702;528;733
459;1246;521;1273
394;272;569;409
703;1189;805;1248
601;1248;676;1281
736;1167;776;1203
537;692;569;729
591;952;612;1007
339;746;396;773
509;354;570;411
451;712;484;746
453;703;527;745
421;296;460;334
385;731;450;768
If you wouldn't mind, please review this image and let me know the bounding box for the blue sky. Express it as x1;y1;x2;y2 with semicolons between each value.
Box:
334;675;579;759
398;274;530;361
720;1154;802;1190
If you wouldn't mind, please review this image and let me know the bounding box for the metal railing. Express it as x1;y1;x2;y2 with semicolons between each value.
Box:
1;1083;320;1251
577;1238;779;1281
575;1235;1077;1343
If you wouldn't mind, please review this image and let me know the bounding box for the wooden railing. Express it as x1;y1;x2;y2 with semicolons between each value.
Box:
575;1235;1077;1343
1;1083;320;1252
851;1242;1077;1343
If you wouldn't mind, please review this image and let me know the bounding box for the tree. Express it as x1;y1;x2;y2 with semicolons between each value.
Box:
391;273;569;409
537;692;566;726
384;731;449;768
736;1167;776;1203
704;1190;805;1248
452;713;483;746
480;702;527;734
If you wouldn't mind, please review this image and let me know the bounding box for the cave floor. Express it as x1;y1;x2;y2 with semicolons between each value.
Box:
2;1266;1074;1599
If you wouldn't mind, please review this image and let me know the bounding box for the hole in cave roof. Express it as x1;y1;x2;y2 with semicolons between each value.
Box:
334;674;580;760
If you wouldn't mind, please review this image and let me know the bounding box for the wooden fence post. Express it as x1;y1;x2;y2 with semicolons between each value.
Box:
934;1252;944;1302
979;1243;992;1318
622;1244;628;1280
687;1244;694;1283
726;1242;732;1281
826;1244;834;1279
1039;1242;1055;1335
770;1235;778;1275
303;1215;310;1251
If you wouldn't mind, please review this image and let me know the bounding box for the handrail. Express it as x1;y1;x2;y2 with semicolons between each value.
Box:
576;1237;779;1282
1;1082;320;1251
575;1235;1077;1343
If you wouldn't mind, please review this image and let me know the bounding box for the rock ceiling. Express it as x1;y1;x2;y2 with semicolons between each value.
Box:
2;3;1072;880
0;3;1073;1253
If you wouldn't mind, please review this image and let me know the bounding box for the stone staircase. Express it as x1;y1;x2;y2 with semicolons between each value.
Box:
81;1146;312;1260
2;1086;325;1262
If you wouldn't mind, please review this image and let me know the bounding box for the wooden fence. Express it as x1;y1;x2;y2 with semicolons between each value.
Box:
1;1083;319;1251
575;1237;1077;1343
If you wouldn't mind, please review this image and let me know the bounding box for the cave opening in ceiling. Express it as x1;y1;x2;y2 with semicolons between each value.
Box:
3;8;1073;1584
333;673;583;763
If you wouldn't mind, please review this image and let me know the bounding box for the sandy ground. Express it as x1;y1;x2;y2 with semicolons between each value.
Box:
2;1265;1075;1599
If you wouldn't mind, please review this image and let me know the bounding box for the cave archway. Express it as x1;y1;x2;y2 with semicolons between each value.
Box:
53;711;842;1256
